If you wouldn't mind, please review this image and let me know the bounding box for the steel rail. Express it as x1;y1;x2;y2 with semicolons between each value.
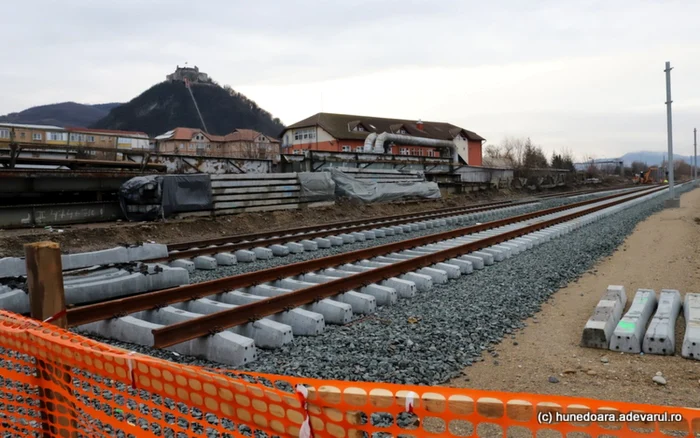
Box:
165;186;639;253
165;200;517;251
67;185;661;328
151;185;665;347
158;200;540;261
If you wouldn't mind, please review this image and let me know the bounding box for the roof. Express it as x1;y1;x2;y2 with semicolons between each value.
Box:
0;122;65;130
66;126;149;137
283;112;485;142
156;127;225;142
224;129;280;143
156;127;280;143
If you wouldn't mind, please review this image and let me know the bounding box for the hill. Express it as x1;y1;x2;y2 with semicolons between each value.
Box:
620;151;692;166
0;102;121;127
91;81;285;138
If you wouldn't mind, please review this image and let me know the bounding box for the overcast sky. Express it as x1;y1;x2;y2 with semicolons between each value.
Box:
4;0;700;160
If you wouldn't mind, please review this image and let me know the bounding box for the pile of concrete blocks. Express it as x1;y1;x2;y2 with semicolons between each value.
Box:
0;243;186;315
581;285;699;360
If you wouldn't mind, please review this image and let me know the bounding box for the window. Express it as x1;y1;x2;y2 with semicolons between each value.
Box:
87;136;95;142
398;129;407;134
0;129;9;139
354;146;363;152
427;150;435;157
188;144;195;150
32;133;42;141
20;132;25;138
49;132;66;141
400;148;409;155
294;128;316;141
341;145;351;152
101;136;108;141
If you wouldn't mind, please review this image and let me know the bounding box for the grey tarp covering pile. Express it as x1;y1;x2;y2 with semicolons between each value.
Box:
119;174;213;221
298;172;336;202
329;168;441;203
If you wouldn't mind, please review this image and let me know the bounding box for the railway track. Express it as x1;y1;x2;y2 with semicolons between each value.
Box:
70;184;667;365
159;185;641;267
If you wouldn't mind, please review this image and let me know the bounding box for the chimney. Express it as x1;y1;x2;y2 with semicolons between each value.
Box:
416;119;424;131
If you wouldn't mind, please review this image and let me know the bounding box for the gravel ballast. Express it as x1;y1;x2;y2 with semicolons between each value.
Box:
82;186;694;388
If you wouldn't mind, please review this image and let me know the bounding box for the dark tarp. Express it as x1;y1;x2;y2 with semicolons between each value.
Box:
119;174;212;221
298;172;335;202
329;168;441;203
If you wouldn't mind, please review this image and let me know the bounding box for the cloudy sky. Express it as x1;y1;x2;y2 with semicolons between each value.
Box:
4;0;700;160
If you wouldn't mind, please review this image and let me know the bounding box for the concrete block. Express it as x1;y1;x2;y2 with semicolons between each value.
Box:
142;307;256;365
214;291;324;336
643;289;681;355
401;225;413;233
64;269;131;285
481;248;505;262
0;289;29;313
386;253;415;260
331;291;377;314
362;230;376;240
0;257;25;278
512;237;534;250
372;229;386;238
61;247;129;271
356;260;391;269
313;238;332;248
170;259;195;273
300;240;318;251
176;298;293;349
261;282;353;324
373;256;403;264
448;258;473;274
193;256;217;270
432;262;461;279
418;267;448;284
391;226;404;234
319;268;354;278
581;285;627;349
499;242;522;255
328;236;344;246
381;278;416;298
234;250;256;262
144;266;190;290
127;243;168;261
415;222;427;230
610;289;657;353
399;272;433;292
269;245;291;256
64;272;147;305
380;227;395;236
350;232;366;242
252;247;273;260
682;293;700;360
360;284;397;306
338;234;355;244
491;245;512;258
471;251;495;266
337;264;374;274
286;242;305;254
214;252;237;265
459;255;484;270
297;273;376;314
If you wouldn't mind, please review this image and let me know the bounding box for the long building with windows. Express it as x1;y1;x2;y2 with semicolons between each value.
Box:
0;123;150;150
280;112;485;166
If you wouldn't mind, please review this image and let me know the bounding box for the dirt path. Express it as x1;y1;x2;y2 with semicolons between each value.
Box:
448;186;700;408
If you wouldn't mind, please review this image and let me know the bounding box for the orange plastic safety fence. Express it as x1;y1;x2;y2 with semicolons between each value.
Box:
0;309;698;438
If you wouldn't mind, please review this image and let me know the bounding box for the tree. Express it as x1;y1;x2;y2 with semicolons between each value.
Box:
630;161;646;174
522;138;548;168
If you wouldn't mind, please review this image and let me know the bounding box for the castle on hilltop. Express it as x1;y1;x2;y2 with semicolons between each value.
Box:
166;65;210;83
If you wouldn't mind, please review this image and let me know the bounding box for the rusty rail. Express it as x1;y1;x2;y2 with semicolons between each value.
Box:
151;185;664;347
67;186;661;329
159;200;536;261
165;200;517;252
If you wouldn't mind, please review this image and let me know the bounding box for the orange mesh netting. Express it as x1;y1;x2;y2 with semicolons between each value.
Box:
0;309;698;437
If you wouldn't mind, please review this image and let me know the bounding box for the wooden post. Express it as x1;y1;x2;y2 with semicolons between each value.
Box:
26;241;66;327
25;242;78;438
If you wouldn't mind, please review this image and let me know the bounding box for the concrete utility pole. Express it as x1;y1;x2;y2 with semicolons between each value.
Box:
694;128;697;183
664;61;679;207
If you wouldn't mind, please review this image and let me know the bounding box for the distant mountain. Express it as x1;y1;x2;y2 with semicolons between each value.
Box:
0;102;121;127
91;81;285;138
620;151;692;166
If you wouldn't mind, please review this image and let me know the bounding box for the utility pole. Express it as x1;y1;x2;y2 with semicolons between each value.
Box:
664;61;679;207
693;127;697;181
